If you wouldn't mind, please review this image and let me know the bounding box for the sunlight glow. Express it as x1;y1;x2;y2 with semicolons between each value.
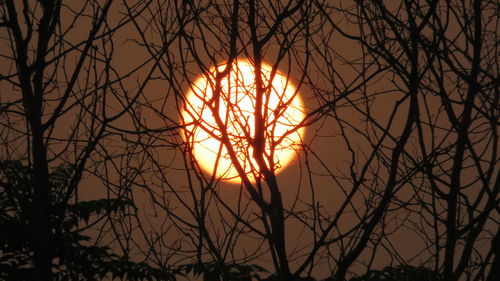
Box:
181;59;305;184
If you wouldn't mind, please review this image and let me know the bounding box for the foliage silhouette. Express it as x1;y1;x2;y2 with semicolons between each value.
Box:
180;261;268;281
0;160;176;281
348;265;443;281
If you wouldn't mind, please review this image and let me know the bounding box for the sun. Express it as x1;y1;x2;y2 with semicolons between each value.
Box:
181;59;305;184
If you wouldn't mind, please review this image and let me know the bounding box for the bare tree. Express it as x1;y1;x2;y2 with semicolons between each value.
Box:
316;1;499;280
0;1;171;280
1;0;497;281
126;0;436;280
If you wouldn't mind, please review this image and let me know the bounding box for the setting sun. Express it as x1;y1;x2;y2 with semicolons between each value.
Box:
181;59;305;183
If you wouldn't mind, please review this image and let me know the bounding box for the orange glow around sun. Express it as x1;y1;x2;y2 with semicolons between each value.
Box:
181;59;305;183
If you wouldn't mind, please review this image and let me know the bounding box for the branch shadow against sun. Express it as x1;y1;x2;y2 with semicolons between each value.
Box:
181;59;306;184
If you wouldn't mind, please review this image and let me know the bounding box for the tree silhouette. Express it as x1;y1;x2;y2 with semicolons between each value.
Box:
1;1;498;281
319;1;499;280
0;161;175;280
0;0;173;280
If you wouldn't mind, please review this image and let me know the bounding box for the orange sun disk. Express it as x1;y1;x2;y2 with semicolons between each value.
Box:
181;59;305;184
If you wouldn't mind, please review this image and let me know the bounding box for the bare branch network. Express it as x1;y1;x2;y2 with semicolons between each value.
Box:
0;1;498;281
